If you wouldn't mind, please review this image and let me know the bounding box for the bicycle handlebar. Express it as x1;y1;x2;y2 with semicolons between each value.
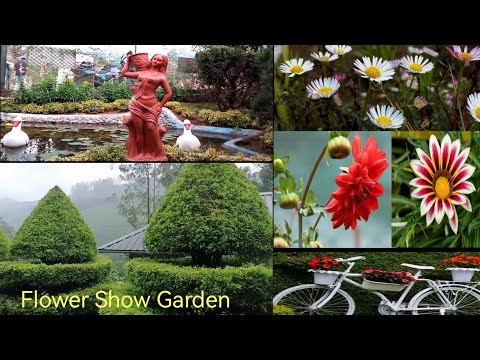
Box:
336;256;366;263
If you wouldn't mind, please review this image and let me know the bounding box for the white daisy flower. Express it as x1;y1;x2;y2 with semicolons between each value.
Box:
367;105;404;129
423;47;439;57
400;55;434;74
408;46;424;54
311;52;339;62
278;58;314;77
467;92;480;122
325;45;352;56
306;77;341;99
354;56;395;83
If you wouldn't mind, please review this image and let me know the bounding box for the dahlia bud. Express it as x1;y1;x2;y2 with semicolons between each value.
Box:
327;135;351;160
309;241;323;248
274;237;290;248
414;96;428;110
274;158;285;173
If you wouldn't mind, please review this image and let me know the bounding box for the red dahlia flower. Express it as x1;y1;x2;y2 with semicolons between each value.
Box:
326;133;388;230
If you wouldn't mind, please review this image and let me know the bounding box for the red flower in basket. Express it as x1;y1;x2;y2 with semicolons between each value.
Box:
443;254;480;268
307;256;339;271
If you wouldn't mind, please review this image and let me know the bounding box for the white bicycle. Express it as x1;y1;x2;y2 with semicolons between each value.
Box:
273;256;480;315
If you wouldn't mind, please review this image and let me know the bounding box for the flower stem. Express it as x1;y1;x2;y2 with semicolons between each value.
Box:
298;144;328;247
361;81;372;124
312;195;333;231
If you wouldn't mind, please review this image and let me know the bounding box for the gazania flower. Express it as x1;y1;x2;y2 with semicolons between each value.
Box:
325;45;352;56
367;105;404;129
354;56;395;83
311;52;339;62
326;133;388;230
467;92;480;122
306;77;340;99
447;45;480;62
410;134;476;234
400;55;434;74
278;58;314;77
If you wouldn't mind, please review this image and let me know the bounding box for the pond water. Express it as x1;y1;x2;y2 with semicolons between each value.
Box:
0;123;237;161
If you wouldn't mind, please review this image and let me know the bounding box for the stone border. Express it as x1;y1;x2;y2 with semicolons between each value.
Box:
0;108;266;156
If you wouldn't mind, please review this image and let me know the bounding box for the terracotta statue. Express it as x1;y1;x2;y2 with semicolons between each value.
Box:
122;53;172;161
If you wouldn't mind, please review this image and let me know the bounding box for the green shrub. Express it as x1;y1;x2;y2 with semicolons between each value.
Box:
273;252;480;315
56;81;91;103
62;102;81;113
0;256;111;293
197;109;256;128
112;99;130;112
0;228;10;261
251;46;273;126
11;186;97;264
18;103;44;114
165;101;182;111
43;102;69;114
262;123;273;147
96;81;132;103
80;100;105;113
0;101;19;113
125;259;272;314
145;164;271;267
273;304;294;315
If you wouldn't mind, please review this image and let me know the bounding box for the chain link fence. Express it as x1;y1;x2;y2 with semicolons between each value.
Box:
3;45;199;91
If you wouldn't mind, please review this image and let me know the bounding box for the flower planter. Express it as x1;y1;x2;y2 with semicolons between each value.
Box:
361;278;409;292
446;268;479;282
312;270;341;285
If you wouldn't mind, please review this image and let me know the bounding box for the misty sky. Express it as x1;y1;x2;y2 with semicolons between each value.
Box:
0;163;253;202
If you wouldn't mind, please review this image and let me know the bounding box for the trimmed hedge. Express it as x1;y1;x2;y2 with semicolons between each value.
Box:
145;164;272;266
125;259;272;314
0;228;10;261
0;256;112;293
273;304;294;315
273;252;480;315
11;186;97;264
0;281;153;315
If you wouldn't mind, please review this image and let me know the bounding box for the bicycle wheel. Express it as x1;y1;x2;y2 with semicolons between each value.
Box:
273;284;355;315
410;285;480;315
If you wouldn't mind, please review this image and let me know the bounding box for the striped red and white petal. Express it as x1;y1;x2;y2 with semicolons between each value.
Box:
450;147;470;176
448;206;459;234
448;193;467;205
415;148;435;173
460;196;472;212
420;194;436;216
434;199;446;224
409;177;431;189
410;160;433;183
452;164;476;186
411;187;433;199
446;139;461;172
453;181;475;194
440;134;452;171
429;135;441;170
443;199;454;219
426;204;435;226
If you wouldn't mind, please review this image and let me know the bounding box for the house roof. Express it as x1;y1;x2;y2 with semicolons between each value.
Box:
98;192;273;254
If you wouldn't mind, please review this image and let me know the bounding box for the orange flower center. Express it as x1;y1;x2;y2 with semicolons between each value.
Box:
460;52;473;61
317;87;332;96
290;65;303;74
365;67;381;79
475;106;480;119
409;63;423;72
434;176;451;200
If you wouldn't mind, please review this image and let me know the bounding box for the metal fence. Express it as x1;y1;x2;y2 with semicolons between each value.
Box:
3;45;199;91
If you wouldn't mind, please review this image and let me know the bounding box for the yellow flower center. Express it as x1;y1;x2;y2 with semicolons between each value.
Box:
475;106;480;119
321;56;329;61
365;67;381;79
409;63;423;72
336;49;344;54
316;87;332;96
376;116;392;127
434;176;451;200
290;65;303;74
460;52;473;61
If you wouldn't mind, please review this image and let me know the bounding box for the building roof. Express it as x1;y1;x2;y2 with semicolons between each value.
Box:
98;192;273;254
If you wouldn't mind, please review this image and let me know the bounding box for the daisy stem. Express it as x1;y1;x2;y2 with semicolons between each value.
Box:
298;144;328;247
361;81;372;123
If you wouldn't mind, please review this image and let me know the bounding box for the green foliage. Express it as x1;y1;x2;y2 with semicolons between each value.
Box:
145;164;272;267
96;81;132;103
112;99;130;112
261;123;273;148
11;186;97;264
0;100;19;113
56;81;91;103
18;103;44;113
196;46;260;111
392;131;480;247
251;45;273;126
0;256;111;293
274;252;480;315
0;217;15;239
273;304;294;315
0;228;10;261
79;99;105;113
196;108;257;128
125;259;272;314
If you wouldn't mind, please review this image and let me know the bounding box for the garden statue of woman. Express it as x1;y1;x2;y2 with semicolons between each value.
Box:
122;53;172;161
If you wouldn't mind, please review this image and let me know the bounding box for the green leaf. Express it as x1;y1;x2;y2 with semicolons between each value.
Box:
392;194;418;208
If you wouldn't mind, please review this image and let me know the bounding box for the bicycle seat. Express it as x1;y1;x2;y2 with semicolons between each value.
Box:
401;263;435;270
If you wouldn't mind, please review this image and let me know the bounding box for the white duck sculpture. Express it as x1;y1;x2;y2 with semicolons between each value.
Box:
1;117;29;147
176;119;201;151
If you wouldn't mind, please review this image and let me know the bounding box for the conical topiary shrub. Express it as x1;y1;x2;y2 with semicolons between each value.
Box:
0;228;10;261
145;164;271;267
11;186;97;264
